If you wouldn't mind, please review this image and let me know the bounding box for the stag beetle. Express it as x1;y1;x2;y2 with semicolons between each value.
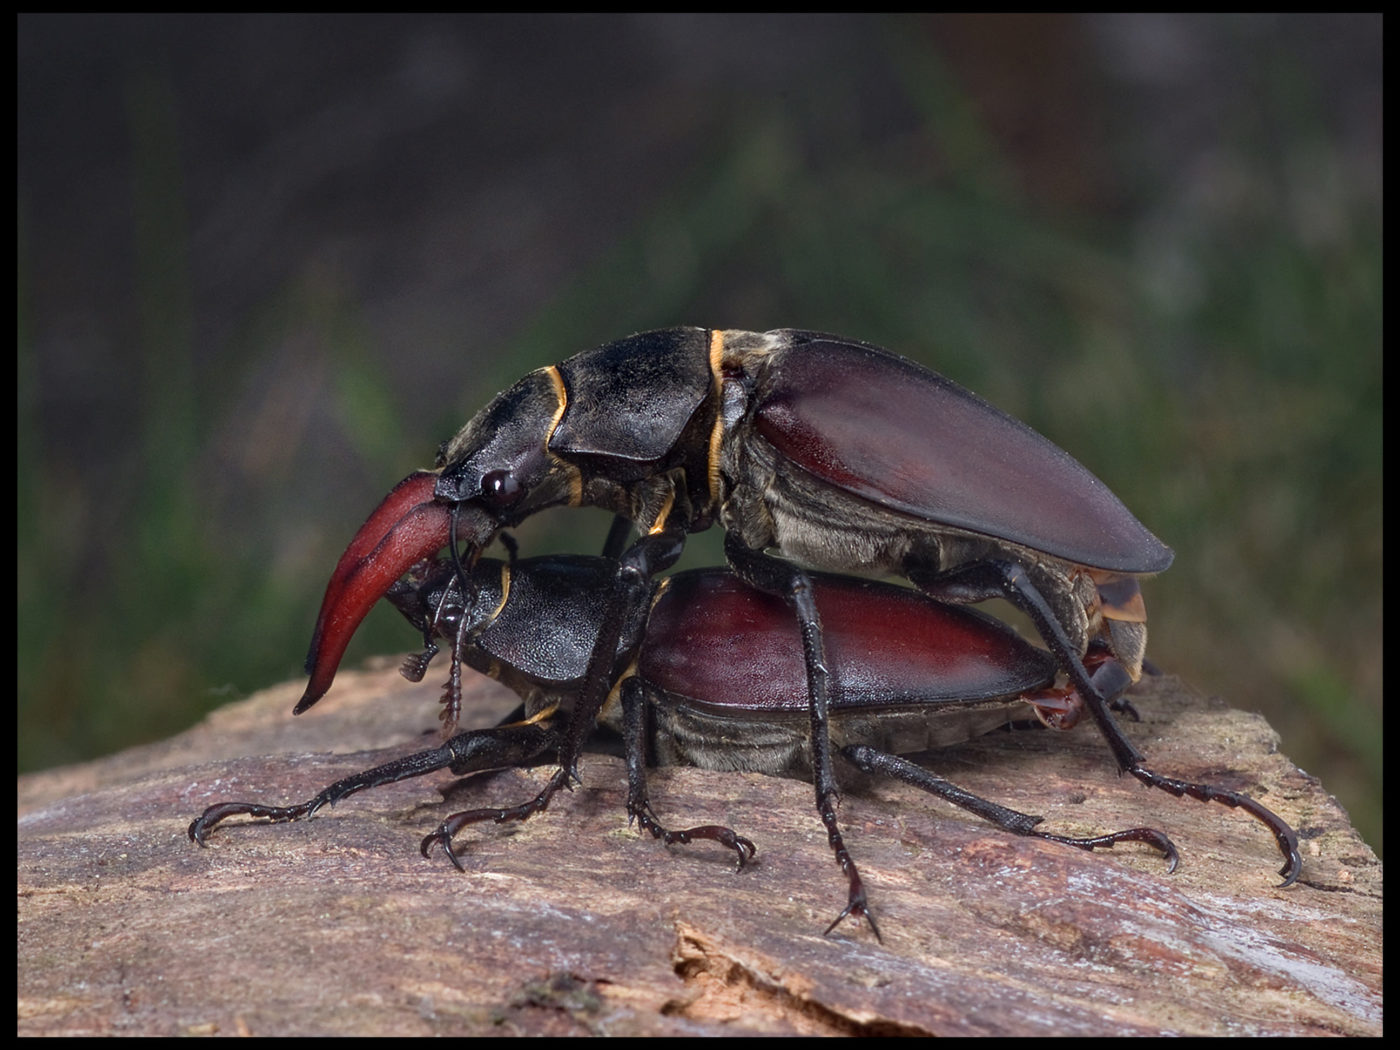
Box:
291;331;1301;899
191;550;1178;938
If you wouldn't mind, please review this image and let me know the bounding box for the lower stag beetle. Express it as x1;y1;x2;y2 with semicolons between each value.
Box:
191;548;1180;939
289;330;1301;895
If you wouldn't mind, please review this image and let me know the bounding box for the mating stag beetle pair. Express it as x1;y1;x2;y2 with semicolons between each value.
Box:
190;327;1300;936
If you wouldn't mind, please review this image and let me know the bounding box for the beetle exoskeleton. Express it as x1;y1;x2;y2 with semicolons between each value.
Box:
281;330;1299;909
192;550;1174;938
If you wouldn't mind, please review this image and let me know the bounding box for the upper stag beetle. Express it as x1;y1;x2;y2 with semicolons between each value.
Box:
192;544;1180;938
293;329;1301;896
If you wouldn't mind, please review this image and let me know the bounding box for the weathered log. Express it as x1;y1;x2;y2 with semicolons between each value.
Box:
18;659;1380;1036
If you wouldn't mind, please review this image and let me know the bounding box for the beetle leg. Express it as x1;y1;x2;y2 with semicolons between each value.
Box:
840;745;1179;871
600;512;634;560
550;525;688;786
909;558;1147;769
1081;662;1303;887
417;528;693;868
188;720;562;846
724;535;879;942
911;560;1301;886
619;676;757;868
421;766;573;871
1080;661;1301;886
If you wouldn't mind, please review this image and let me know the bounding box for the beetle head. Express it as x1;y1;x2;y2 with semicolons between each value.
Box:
295;471;496;715
433;368;578;519
384;556;466;646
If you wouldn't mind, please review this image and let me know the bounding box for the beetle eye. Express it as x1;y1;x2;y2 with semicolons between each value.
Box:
481;469;523;508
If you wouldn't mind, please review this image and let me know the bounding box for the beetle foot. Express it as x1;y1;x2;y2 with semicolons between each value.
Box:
1033;825;1179;872
822;891;882;943
1128;765;1301;886
188;799;323;845
628;802;757;869
420;766;572;871
814;792;883;942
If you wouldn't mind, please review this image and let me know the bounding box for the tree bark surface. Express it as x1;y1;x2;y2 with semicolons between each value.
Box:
19;659;1381;1036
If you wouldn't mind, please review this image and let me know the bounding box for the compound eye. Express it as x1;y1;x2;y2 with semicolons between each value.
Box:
481;469;523;509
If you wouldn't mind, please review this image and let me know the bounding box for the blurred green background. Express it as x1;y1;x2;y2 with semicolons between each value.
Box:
18;14;1380;854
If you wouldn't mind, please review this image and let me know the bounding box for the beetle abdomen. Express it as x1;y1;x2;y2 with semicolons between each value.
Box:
641;570;1057;715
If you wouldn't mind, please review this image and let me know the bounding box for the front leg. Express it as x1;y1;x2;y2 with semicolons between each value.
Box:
189;719;563;847
421;524;690;870
552;524;688;784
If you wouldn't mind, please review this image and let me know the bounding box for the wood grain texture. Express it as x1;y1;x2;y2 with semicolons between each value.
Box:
19;659;1380;1036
